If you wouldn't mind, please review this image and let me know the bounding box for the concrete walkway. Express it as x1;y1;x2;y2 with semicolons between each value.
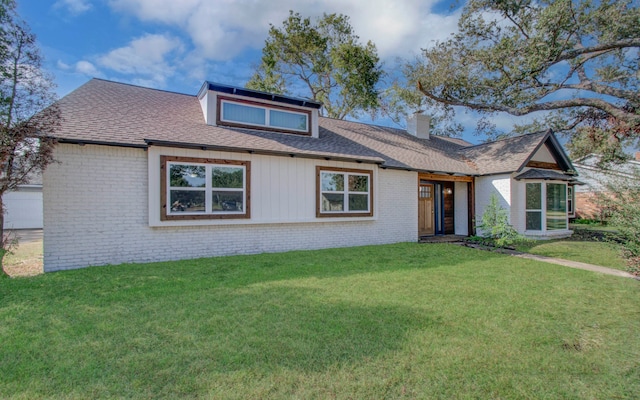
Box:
511;252;638;279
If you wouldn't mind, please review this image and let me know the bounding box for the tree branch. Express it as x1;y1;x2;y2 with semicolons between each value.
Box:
418;81;639;124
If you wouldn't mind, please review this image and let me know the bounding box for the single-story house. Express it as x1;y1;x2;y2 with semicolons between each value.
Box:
572;153;640;220
43;79;580;271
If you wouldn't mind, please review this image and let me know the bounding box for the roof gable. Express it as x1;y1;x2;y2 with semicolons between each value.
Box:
459;130;575;175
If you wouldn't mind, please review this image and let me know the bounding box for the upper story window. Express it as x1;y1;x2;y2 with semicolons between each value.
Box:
317;167;373;217
161;156;250;221
217;96;311;135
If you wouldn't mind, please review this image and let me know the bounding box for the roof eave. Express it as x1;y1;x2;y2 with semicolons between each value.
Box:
144;139;384;165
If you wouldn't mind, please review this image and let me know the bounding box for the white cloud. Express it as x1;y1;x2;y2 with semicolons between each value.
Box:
97;33;184;87
107;0;461;62
57;60;71;70
54;0;92;15
75;60;101;76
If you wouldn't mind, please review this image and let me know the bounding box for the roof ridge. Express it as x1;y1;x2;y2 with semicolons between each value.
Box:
459;130;548;150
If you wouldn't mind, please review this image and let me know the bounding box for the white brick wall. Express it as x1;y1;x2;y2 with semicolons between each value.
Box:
474;174;512;236
43;144;418;271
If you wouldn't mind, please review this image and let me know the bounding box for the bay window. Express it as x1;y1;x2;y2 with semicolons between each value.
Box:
525;181;568;231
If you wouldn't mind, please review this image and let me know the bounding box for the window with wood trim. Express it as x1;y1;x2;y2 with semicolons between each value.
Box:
525;181;568;231
161;156;250;220
217;96;311;135
317;167;373;217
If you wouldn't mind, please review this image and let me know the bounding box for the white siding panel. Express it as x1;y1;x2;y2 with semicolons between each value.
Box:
454;182;468;236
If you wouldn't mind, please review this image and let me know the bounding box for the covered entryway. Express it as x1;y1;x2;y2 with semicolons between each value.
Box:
418;173;475;238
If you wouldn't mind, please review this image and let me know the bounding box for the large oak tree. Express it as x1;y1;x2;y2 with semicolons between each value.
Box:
408;0;639;159
247;11;383;120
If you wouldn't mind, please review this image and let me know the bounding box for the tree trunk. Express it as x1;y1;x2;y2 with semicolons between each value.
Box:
0;196;7;277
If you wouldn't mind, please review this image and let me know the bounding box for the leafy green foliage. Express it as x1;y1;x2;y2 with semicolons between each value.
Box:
0;1;59;275
595;169;640;274
405;0;639;150
477;193;523;247
247;11;383;120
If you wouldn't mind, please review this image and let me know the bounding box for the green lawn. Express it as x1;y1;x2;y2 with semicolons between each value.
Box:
1;243;639;399
515;240;627;271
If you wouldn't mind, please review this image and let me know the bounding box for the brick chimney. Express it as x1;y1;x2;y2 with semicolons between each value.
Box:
407;113;430;139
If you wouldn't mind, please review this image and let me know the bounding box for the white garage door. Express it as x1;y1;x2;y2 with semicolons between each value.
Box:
3;188;43;229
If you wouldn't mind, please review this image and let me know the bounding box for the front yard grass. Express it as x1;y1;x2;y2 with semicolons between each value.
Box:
1;243;639;399
515;240;627;271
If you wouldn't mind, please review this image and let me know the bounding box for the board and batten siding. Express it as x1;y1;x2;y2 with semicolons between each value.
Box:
43;144;418;271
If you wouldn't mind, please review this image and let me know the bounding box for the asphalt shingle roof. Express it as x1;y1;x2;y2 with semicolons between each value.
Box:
52;79;562;176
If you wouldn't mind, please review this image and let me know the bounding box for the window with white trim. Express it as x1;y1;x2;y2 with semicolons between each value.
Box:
525;181;568;231
546;183;567;230
317;167;373;217
567;186;574;217
161;156;250;220
218;97;310;134
526;183;542;230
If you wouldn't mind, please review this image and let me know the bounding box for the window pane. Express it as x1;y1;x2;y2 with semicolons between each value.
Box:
170;190;205;213
321;173;344;191
223;102;265;125
270;109;307;131
349;194;369;211
212;166;244;188
349;175;369;192
212;191;243;212
169;165;205;187
547;183;567;230
526;183;541;209
322;193;344;211
526;211;542;230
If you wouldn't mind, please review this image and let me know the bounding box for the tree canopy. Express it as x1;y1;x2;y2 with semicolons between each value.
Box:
0;0;59;274
405;0;639;159
247;11;383;120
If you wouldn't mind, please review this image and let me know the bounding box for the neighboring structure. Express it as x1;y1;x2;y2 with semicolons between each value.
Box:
43;79;579;271
572;153;640;220
3;174;43;230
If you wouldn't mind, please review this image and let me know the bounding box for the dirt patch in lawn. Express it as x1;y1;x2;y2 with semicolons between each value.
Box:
4;240;43;277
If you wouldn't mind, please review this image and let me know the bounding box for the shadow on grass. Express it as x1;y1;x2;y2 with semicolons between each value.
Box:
1;280;437;397
27;242;508;290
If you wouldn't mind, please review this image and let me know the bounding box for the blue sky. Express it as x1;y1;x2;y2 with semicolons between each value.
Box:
17;0;534;144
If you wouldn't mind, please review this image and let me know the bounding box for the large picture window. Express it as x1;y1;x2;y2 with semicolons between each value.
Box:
161;156;250;220
317;167;373;217
546;183;567;230
524;181;567;231
218;96;310;135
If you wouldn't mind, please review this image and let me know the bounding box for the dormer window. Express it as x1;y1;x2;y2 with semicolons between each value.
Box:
199;82;322;137
217;96;311;136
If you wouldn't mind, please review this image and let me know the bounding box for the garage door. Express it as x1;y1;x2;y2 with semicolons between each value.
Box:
3;188;43;229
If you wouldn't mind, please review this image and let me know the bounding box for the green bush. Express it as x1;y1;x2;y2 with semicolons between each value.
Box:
477;193;523;248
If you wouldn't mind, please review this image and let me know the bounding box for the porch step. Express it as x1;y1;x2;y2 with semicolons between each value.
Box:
419;235;467;244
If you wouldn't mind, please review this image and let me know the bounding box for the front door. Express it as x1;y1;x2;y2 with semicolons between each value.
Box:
418;183;435;235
